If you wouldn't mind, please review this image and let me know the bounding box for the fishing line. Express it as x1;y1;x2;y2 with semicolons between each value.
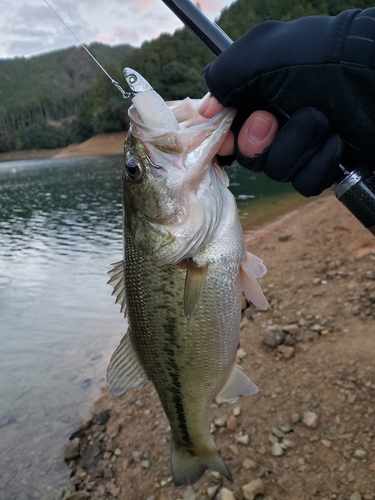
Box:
43;0;131;99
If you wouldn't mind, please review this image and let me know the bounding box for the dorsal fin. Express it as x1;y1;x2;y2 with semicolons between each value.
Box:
107;261;127;317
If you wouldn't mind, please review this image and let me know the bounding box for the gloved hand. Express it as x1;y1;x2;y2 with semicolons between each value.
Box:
203;8;375;196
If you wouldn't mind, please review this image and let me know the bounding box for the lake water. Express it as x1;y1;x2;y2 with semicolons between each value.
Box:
0;155;300;499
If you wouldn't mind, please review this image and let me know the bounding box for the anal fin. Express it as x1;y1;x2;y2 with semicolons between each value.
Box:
216;363;258;404
107;329;147;397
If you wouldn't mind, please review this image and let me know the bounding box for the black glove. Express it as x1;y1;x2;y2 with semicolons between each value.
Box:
204;8;375;196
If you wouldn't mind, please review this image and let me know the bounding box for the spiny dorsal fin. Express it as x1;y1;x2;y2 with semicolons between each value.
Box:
216;363;258;404
107;260;127;317
239;251;268;310
107;329;147;397
184;259;208;323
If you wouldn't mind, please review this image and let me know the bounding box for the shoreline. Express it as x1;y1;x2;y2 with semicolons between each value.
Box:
63;195;375;499
0;132;126;163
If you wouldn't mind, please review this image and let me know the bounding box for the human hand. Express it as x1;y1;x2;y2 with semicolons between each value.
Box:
202;8;375;196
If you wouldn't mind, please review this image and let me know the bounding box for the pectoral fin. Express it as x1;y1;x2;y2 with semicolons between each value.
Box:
184;259;208;323
239;251;268;310
107;260;127;317
216;363;258;404
107;329;147;397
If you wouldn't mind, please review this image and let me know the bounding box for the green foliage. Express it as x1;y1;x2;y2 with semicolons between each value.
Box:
1;0;374;152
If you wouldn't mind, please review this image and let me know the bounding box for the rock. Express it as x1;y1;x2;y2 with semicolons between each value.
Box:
207;485;219;499
258;445;267;455
369;461;375;472
111;488;121;498
271;442;284;456
242;478;265;500
280;424;293;433
277;345;295;359
235;434;249;445
303;411;319;428
282;323;299;335
233;405;241;417
272;427;284;439
227;415;238;431
64;438;80;461
229;444;240;455
284;334;296;346
236;348;248;360
321;439;332;448
350;493;362;500
65;493;91;500
214;415;227;427
290;411;300;424
80;443;100;469
233;486;244;500
183;485;196;500
263;325;285;348
140;459;150;468
242;458;258;470
114;447;122;456
282;437;296;448
353;448;368;459
217;488;236;500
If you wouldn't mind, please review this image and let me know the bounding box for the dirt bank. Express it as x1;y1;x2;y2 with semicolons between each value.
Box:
0;132;125;163
64;196;375;500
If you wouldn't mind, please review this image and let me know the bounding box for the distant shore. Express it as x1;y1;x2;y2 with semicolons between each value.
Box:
0;132;126;163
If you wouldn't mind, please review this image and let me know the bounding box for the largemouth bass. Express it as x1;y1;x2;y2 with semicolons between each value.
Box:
107;69;268;486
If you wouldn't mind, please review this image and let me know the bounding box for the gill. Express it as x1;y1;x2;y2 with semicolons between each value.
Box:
43;0;132;100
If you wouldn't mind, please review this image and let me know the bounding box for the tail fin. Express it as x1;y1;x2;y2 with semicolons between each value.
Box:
170;440;232;487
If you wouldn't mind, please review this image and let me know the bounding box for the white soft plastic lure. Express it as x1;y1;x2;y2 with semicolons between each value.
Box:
107;69;268;487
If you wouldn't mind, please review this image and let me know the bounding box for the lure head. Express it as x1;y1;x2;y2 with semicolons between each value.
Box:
123;68;153;95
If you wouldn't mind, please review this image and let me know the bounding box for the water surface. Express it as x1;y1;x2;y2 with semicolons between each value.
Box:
0;155;303;499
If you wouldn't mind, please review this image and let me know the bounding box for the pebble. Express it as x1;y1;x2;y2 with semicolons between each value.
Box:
217;487;236;500
290;411;300;424
207;485;219;499
272;427;284;439
263;325;285;348
229;444;240;456
280;424;293;433
321;439;332;448
214;415;227;427
282;437;296;448
284;334;296;346
353;448;368;459
276;345;295;359
302;411;319;428
64;438;80;461
282;323;299;334
114;447;122;456
80;444;100;469
140;459;150;468
242;458;258;470
236;434;250;445
242;478;265;500
233;405;241;417
369;461;375;472
183;485;195;500
258;445;267;455
349;493;362;500
271;442;284;456
236;348;247;360
227;415;238;431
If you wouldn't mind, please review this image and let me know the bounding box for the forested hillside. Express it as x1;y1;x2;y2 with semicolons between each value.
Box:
1;0;373;152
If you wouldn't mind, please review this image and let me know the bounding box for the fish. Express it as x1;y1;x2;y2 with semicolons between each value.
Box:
107;69;268;487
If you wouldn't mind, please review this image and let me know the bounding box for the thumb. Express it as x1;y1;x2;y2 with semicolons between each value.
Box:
237;111;278;157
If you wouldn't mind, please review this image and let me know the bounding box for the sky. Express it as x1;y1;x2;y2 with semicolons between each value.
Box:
0;0;233;59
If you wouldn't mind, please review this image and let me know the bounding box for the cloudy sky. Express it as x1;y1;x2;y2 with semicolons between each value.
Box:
0;0;233;59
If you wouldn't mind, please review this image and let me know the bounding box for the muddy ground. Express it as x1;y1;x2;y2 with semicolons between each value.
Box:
63;195;375;500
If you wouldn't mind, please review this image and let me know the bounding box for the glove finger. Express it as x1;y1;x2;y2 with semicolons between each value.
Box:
232;107;332;176
292;134;342;196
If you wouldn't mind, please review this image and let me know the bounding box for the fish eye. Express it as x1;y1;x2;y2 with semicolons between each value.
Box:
124;156;144;183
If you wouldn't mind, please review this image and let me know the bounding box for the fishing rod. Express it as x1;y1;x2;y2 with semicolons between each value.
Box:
161;0;375;236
